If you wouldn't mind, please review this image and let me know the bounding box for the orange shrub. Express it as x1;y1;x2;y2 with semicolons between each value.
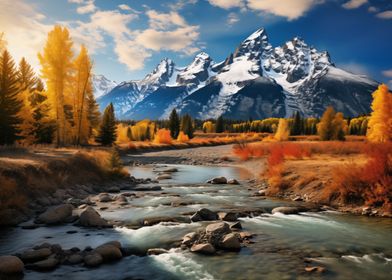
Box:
323;143;392;211
177;131;189;143
154;129;172;144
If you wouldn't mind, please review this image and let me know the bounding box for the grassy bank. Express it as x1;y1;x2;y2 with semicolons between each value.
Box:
232;139;392;217
0;147;128;226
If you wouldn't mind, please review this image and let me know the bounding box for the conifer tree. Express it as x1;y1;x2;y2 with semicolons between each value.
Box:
0;50;22;144
367;84;392;142
216;115;224;133
291;111;302;135
97;103;116;146
0;32;6;53
86;90;101;137
169;109;180;138
181;114;194;139
38;25;74;146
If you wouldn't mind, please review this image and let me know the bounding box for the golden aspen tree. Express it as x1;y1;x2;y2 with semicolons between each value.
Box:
367;84;392;142
274;118;290;141
38;25;74;146
72;45;93;145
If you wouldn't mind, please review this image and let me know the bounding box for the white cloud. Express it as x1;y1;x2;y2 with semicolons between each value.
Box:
169;0;198;11
118;4;141;14
146;10;187;30
227;12;240;25
246;0;323;20
208;0;244;9
340;62;370;76
376;10;392;19
136;26;199;54
342;0;368;10
77;1;96;14
0;1;50;71
382;70;392;78
368;6;378;13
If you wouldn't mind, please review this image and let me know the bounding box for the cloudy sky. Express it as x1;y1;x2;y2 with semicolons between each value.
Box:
1;0;391;85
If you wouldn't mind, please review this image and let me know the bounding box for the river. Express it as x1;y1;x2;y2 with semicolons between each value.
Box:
0;164;391;279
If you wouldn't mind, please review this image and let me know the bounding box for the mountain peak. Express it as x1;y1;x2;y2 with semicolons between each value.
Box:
245;28;267;42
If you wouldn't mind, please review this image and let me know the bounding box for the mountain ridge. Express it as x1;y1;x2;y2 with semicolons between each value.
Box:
97;27;378;120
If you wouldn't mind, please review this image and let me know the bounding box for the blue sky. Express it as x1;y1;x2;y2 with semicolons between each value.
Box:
1;0;391;85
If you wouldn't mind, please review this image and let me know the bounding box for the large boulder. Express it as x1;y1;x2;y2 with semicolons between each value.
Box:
190;243;215;255
78;207;109;227
206;222;231;236
0;255;24;275
156;174;172;180
95;244;122;261
207;177;227;184
20;248;52;263
219;233;241;250
271;206;300;215
36;204;74;225
84;253;103;267
191;208;218;222
227;179;239;185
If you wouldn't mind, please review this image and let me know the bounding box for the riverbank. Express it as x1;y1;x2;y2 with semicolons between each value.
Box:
123;143;392;217
0;147;137;226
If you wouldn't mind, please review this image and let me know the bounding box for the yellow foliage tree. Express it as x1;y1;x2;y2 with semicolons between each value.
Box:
202;121;215;133
116;123;130;143
38;25;74;146
72;45;93;144
317;106;346;141
274;118;290;141
154;129;172;144
367;84;392;142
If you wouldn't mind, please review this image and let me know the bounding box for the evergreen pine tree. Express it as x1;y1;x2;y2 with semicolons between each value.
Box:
181;114;194;139
96;103;116;145
0;50;22;144
291;111;302;135
169;108;180;138
215;115;224;133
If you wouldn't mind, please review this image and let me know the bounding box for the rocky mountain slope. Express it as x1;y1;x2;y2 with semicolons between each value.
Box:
97;28;378;120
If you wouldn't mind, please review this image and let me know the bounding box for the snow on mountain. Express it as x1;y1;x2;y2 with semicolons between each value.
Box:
92;75;117;98
99;27;378;120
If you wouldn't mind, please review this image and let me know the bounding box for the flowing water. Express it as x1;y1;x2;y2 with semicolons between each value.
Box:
0;164;391;280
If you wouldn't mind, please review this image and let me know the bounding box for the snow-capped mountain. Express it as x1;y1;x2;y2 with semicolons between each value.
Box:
98;27;378;120
92;75;117;98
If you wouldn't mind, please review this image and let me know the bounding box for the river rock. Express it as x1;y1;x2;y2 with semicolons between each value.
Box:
219;233;241;250
98;193;113;203
218;212;238;222
182;232;198;246
27;256;59;271
78;207;109;227
134;186;162;191
84;253;103;267
191;208;218;222
95;244;122;261
206;222;231;236
230;221;242;230
147;248;169;255
161;168;178;173
156;174;172;180
36;204;74;225
115;194;128;205
190;243;215;255
207;177;227;184
0;255;24;275
271;206;300;215
20;248;52;262
305;266;326;273
67;254;83;264
108;187;120;193
227;179;239;185
239;231;254;240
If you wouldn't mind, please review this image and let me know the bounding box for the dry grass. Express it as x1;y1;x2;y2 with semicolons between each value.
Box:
0;149;128;214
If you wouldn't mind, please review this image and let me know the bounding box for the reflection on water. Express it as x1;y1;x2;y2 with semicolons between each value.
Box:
0;164;391;280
